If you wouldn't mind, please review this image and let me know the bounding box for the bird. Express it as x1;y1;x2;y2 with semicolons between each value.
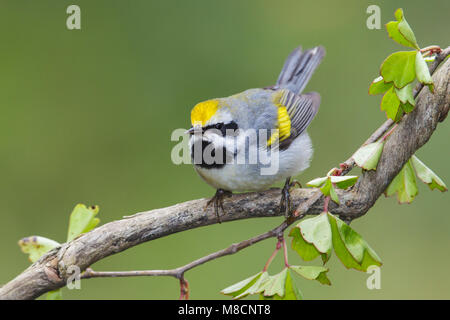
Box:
187;45;325;222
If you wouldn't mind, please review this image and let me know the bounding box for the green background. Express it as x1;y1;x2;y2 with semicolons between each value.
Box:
1;0;449;299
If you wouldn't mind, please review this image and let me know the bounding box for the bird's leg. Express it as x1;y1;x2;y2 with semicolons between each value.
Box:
279;177;302;217
206;189;232;223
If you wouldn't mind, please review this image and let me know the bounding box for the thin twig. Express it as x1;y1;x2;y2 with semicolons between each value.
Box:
281;237;290;268
263;240;282;272
179;277;189;300
381;124;398;141
323;196;331;213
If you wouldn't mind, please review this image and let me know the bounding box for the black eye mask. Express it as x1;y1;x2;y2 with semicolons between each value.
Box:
203;121;239;136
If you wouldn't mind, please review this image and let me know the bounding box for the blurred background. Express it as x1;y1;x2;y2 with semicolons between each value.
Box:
1;0;449;299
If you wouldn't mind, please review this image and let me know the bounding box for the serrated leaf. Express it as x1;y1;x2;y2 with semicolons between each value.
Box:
411;155;447;192
328;213;382;272
369;76;393;95
46;289;63;300
221;272;263;298
290;265;331;285
306;176;328;188
353;141;385;170
329;176;358;189
385;160;418;203
380;51;416;88
415;52;433;85
18;236;60;263
395;83;415;106
381;86;403;122
67;204;100;242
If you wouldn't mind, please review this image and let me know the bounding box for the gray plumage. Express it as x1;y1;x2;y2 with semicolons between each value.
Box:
276;46;325;94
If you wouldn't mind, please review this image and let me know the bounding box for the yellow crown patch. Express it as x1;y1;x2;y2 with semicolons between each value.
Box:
191;100;219;126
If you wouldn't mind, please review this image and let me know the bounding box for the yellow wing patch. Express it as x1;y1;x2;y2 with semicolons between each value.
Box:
267;105;291;146
191;100;219;126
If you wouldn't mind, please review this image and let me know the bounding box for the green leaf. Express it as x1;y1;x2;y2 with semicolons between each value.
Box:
281;270;303;300
353;141;385;170
401;102;415;113
394;7;403;20
306;176;328;188
329;176;358;189
386;9;419;49
369;76;393;95
386;21;416;49
236;272;270;299
380;51;416;88
329;184;340;205
396;9;419;49
319;178;332;196
395;83;415;106
411;155;447;192
298;213;332;257
259;268;288;297
67;204;100;242
223;272;272;300
259;271;303;300
385;160;418;203
18;236;60;263
290;265;331;285
46;289;63;300
290;213;332;263
415;52;433;85
381;86;403;122
290;227;321;262
328;213;382;272
221;272;263;298
260;270;302;300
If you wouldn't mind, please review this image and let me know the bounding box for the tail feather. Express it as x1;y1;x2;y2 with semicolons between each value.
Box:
276;46;325;94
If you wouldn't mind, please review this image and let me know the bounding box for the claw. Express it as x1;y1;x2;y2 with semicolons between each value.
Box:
205;189;232;223
279;177;301;217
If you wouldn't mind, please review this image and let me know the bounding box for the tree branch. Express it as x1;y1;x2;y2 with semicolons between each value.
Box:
1;48;449;300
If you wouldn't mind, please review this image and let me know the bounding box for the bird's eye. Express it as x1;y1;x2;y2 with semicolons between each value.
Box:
224;121;238;131
215;123;224;131
204;121;238;136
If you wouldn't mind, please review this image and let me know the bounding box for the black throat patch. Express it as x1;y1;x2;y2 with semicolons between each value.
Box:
191;140;228;169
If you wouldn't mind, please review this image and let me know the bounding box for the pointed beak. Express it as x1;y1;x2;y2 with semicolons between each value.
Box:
186;127;201;135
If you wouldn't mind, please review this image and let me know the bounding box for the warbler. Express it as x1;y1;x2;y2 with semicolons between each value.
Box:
187;46;325;221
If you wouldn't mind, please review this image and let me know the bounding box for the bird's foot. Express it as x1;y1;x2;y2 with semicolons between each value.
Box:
205;189;232;223
279;178;302;217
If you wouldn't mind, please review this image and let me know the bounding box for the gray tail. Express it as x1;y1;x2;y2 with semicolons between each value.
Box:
276;46;325;94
